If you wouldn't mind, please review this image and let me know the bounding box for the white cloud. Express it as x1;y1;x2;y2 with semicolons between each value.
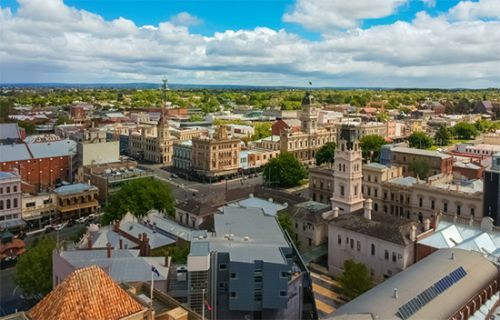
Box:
0;0;499;88
282;0;408;30
170;12;203;27
448;0;500;21
421;0;436;8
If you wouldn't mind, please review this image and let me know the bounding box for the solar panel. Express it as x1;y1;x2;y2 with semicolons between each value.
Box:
396;267;467;319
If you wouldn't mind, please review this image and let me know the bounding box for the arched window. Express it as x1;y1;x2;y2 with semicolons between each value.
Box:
371;244;375;255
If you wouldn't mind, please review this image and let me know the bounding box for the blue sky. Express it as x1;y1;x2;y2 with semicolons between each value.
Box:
0;0;499;87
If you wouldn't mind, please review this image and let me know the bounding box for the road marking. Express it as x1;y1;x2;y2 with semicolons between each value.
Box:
315;299;335;314
313;283;338;299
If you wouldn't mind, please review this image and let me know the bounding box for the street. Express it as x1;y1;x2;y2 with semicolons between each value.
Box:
140;164;264;202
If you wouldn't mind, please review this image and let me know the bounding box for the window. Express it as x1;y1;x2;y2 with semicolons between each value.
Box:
219;264;227;270
350;239;354;249
384;250;389;260
6;199;10;209
255;289;262;301
340;186;345;196
471;208;475;216
338;235;342;245
230;273;237;279
431;200;435;210
374;189;378;197
0;200;3;210
356;241;361;251
26;202;36;208
374;203;378;211
419;197;423;207
13;198;17;208
230;292;237;298
384;192;388;200
13;186;17;192
392;252;397;263
457;205;461;215
280;291;287;297
443;202;448;212
281;272;289;278
0;188;2;194
6;187;10;193
371;244;375;255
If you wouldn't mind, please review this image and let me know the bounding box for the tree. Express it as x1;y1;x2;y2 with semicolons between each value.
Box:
408;132;433;149
263;152;307;188
55;115;72;125
338;260;373;300
15;236;56;297
453;122;478;140
277;211;299;248
18;121;36;135
409;159;431;179
434;126;452;146
250;122;272;141
102;178;175;224
359;135;387;161
315;142;336;166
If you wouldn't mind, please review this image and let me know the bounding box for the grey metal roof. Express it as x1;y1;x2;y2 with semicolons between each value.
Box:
119;221;176;249
192;206;290;265
331;249;498;320
59;249;169;281
387;176;418;187
0;144;32;162
0;123;21;141
0;171;18;180
26;138;77;158
363;162;389;170
146;210;198;241
236;196;287;216
391;147;452;159
54;183;97;195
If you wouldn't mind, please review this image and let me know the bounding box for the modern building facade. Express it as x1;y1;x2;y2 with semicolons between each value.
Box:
484;152;500;225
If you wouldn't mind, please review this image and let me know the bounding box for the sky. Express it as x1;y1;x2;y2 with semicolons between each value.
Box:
0;0;499;88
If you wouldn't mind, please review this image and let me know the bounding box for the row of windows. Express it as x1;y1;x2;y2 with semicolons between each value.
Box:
0;185;18;194
338;236;401;263
0;198;18;210
0;213;19;221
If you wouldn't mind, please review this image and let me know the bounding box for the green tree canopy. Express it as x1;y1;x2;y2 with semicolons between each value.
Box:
434;126;452;146
250;122;272;141
338;260;373;300
408;132;433;149
359;134;387;162
103;178;175;224
315;142;336;166
408;159;431;179
15;236;56;297
453;122;478;140
18;121;36;135
277;211;299;248
263;152;307;188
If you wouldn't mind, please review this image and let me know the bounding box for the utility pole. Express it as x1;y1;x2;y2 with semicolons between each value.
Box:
161;78;168;108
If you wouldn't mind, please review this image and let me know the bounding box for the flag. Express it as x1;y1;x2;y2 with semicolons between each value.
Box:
205;300;212;311
151;265;160;277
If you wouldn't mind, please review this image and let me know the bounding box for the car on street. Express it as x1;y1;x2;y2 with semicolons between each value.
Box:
54;223;65;231
171;173;179;179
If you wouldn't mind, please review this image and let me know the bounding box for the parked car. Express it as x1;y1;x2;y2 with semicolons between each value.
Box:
76;216;88;224
54;224;65;231
171;173;179;179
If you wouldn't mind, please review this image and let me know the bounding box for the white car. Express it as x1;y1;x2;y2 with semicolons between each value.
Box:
54;223;65;231
76;217;88;224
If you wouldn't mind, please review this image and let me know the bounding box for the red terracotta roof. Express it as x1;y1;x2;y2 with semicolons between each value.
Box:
27;265;145;320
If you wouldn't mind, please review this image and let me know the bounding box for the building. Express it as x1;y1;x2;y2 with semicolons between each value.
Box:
187;206;317;320
309;166;334;204
388;146;453;177
452;161;484;180
74;129;120;167
455;143;500;158
271;119;301;136
191;126;241;180
175;199;218;229
279;93;337;164
0;172;23;230
253;135;280;151
52;248;169;292
172;140;193;172
128;113;175;164
53;183;99;221
330;125;364;214
0;128;76;192
484;152;500;225
78;160;153;204
362;163;403;215
21;192;57;229
331;248;499;320
336;120;387;139
28;266;151;320
327;203;425;281
243;148;280;170
170;127;205;142
287;200;330;252
228;124;255;139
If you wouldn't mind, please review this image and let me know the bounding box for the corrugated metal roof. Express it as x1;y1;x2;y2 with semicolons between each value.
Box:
0;144;32;162
54;183;97;195
26;139;77;158
0;123;21;140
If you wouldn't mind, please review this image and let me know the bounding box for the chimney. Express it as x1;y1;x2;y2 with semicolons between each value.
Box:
119;238;123;250
393;288;399;299
113;220;120;233
332;207;339;218
106;242;112;258
364;199;373;220
410;225;417;242
423;218;431;231
87;234;92;250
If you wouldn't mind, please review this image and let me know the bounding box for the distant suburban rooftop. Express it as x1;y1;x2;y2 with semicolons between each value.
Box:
391;146;452;159
331;249;498;320
53;183;97;195
191;206;290;265
330;211;420;246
